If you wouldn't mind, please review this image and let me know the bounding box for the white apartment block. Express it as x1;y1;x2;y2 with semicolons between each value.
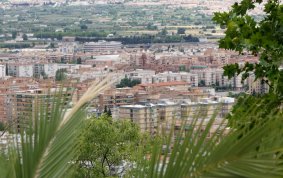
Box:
191;68;217;86
116;104;158;133
83;41;122;53
180;72;198;87
125;69;155;84
34;63;58;78
115;96;235;134
191;68;245;90
152;71;198;86
153;72;182;83
152;74;168;83
74;71;123;82
7;64;33;77
57;64;92;73
44;63;58;77
0;65;6;79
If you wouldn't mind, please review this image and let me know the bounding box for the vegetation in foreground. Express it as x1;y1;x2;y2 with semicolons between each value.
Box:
0;0;282;177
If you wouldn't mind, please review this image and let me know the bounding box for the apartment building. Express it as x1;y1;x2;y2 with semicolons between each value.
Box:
98;88;136;110
43;63;58;77
157;100;181;124
125;69;155;84
0;65;5;79
7;88;72;130
217;97;235;118
191;68;246;90
137;81;191;92
114;96;234;135
152;71;198;87
0;93;8;123
85;55;120;68
117;104;158;133
83;41;122;53
247;73;269;94
180;97;234;119
7;63;33;77
34;63;58;78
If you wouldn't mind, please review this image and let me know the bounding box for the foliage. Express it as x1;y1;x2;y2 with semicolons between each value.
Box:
0;121;4;131
80;25;88;30
177;28;186;34
1;76;283;177
77;57;82;64
34;31;107;40
22;34;28;41
215;84;233;91
198;80;205;87
182;35;199;42
49;43;55;48
160;28;168;36
34;32;63;40
0;76;114;178
213;0;283;96
12;31;17;39
132;100;283;178
76;34;199;44
0;43;31;49
226;93;282;129
103;106;112;116
116;77;141;88
0;89;84;178
55;68;67;81
74;114;141;177
146;23;158;30
179;65;186;72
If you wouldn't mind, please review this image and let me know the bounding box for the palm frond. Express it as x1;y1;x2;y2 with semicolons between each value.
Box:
0;76;114;178
133;98;283;178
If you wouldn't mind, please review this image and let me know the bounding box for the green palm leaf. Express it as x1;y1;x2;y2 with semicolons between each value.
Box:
0;76;114;178
133;99;283;178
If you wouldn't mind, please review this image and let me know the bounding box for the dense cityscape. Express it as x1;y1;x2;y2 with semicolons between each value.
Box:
0;0;282;178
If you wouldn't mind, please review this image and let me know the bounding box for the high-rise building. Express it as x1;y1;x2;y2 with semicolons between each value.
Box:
7;88;72;131
117;104;158;133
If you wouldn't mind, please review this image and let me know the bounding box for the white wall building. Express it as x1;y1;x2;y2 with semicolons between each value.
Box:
7;64;33;77
33;63;58;78
43;63;58;77
125;69;155;84
152;71;198;86
191;68;245;90
83;41;122;53
0;65;6;79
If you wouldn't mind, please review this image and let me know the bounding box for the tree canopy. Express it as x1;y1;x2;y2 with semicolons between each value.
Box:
177;28;186;34
55;68;67;81
213;0;283;97
74;114;141;177
116;77;141;88
22;34;28;41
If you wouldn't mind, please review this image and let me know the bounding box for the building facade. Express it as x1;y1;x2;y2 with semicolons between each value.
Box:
83;41;122;53
118;104;158;133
